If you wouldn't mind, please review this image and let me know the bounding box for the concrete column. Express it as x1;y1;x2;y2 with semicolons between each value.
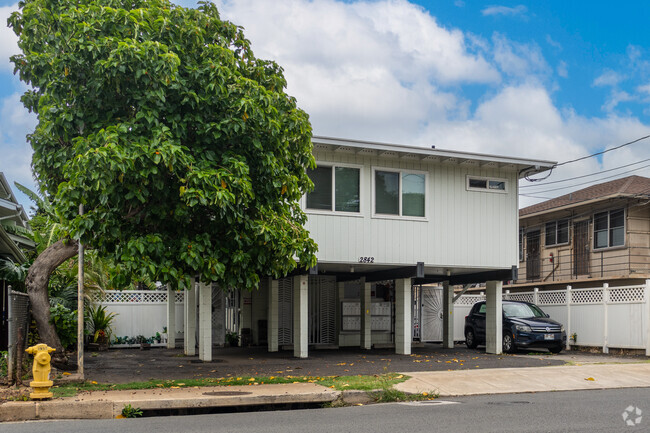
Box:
442;281;454;349
268;278;279;352
198;281;212;361
293;274;308;358
184;278;197;356
395;278;412;355
360;278;372;350
485;280;503;354
166;285;176;349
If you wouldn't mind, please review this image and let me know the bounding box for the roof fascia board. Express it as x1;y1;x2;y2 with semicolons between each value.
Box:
520;193;638;220
312;136;555;176
0;226;26;262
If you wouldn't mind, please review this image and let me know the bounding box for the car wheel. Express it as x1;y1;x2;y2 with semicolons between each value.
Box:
549;345;563;354
465;329;478;349
502;333;515;353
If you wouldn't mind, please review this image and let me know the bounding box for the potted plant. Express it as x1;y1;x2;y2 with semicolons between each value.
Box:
86;305;117;351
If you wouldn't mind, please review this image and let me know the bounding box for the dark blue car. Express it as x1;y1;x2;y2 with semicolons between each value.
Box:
464;300;567;353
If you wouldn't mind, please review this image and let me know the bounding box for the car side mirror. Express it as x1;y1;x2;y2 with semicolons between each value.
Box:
545;313;550;318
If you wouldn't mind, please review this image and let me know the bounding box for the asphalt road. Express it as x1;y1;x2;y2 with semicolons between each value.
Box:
4;388;649;432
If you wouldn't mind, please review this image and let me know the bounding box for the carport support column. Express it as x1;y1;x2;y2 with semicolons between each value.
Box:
184;278;197;356
166;285;176;349
442;281;454;349
198;281;212;361
268;278;279;352
360;277;372;350
485;280;503;355
293;275;308;358
395;278;412;355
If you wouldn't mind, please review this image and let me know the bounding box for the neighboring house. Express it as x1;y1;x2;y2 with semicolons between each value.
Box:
168;136;554;359
513;175;650;290
0;172;35;351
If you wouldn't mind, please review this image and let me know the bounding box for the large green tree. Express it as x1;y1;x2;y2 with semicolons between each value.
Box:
9;0;317;361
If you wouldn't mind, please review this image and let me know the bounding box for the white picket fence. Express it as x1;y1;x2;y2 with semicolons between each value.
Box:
92;290;185;343
452;281;650;354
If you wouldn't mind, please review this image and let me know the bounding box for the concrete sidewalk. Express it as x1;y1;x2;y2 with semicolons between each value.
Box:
2;361;650;422
395;362;650;396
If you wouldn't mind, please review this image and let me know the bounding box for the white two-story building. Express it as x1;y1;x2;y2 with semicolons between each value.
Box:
170;137;554;359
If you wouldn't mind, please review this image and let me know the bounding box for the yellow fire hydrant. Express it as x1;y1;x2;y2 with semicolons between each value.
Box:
25;344;56;400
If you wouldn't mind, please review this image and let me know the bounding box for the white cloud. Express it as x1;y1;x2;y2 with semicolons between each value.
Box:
492;33;550;80
593;70;624;87
545;35;562;51
481;5;527;17
601;90;635;113
557;61;568;78
0;4;20;73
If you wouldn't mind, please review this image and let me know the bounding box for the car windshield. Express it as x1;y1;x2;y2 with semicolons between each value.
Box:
503;303;546;318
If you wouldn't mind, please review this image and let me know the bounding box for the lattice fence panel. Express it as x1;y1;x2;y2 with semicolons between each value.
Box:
278;278;293;345
538;291;566;305
571;289;603;304
608;286;646;303
97;290;168;304
455;295;485;306
507;293;534;303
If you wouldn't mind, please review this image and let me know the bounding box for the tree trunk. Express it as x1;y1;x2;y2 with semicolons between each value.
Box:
25;238;79;367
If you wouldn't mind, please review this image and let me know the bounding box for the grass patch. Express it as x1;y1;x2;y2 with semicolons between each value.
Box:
51;373;410;398
369;388;438;403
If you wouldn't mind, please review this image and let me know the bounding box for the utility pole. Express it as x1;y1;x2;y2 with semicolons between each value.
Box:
77;204;84;380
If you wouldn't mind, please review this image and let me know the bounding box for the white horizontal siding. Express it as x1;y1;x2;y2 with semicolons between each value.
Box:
305;149;519;270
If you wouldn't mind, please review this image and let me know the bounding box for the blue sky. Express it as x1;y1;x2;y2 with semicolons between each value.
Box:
1;0;649;211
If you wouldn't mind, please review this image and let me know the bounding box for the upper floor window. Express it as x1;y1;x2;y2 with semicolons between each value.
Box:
306;165;360;213
545;219;569;246
594;208;624;249
466;175;507;193
374;169;425;217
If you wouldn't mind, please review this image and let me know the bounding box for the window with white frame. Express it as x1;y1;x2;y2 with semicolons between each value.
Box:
306;165;360;213
374;169;426;217
466;175;507;193
593;208;624;249
545;219;569;246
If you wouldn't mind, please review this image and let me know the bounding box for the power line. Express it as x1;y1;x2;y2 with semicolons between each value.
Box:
519;162;650;195
523;133;650;183
554;134;650;167
520;157;650;188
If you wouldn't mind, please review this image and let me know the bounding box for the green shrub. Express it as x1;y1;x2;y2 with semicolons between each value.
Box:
0;351;7;377
49;303;77;349
121;404;143;418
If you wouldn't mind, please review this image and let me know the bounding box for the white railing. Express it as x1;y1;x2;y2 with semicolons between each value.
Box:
453;280;650;355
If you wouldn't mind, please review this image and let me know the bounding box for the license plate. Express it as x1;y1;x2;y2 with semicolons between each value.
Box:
544;334;554;340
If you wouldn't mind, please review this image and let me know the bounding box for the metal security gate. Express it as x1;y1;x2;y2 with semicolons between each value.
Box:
225;288;240;335
527;230;541;280
420;286;443;342
412;285;421;340
7;291;30;383
308;276;336;345
278;278;293;345
574;221;590;276
211;285;225;346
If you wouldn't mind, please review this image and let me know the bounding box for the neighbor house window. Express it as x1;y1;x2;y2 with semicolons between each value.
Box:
374;169;425;217
594;209;624;249
545;219;569;246
519;228;524;262
306;165;360;213
466;176;507;193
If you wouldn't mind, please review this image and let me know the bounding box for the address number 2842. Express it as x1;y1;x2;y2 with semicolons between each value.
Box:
358;257;375;263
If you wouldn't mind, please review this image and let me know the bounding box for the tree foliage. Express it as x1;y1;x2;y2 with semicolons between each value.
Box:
9;0;317;291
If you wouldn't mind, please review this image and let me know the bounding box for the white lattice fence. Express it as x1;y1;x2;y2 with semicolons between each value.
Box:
453;281;650;354
96;290;185;343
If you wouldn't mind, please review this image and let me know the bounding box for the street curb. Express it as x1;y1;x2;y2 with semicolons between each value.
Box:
0;389;340;422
